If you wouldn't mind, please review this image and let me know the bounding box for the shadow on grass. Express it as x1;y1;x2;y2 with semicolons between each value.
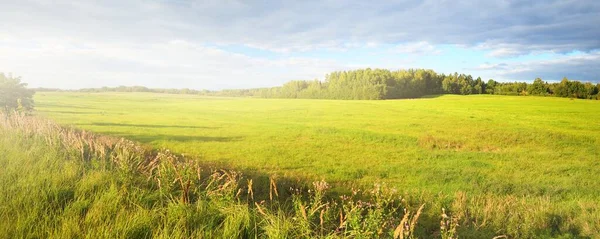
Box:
38;110;98;115
52;125;596;238
94;132;241;144
57;122;593;238
85;122;219;129
134;134;241;143
36;102;97;110
419;94;444;98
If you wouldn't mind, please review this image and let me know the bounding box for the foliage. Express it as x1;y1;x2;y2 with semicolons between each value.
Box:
0;73;35;112
552;77;599;99
37;68;600;101
527;78;549;96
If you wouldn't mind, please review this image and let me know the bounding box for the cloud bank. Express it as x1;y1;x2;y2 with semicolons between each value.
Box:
0;0;598;89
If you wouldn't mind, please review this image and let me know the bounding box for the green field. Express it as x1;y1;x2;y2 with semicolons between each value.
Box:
36;92;600;196
0;91;596;238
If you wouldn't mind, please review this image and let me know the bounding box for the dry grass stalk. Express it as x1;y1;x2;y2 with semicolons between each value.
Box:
410;204;425;233
299;202;308;221
247;179;254;200
319;209;325;233
255;202;267;216
394;210;411;239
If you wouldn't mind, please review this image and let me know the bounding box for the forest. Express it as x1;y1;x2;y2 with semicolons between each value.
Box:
221;69;600;100
39;68;600;100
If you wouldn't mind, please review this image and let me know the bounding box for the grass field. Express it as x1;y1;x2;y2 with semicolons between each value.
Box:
29;92;600;237
2;113;434;238
35;92;600;194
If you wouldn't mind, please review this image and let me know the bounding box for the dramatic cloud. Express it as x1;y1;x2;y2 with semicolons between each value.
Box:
0;0;599;88
5;0;599;53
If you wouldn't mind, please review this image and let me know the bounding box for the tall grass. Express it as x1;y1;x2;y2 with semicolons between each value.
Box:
1;112;597;238
0;112;438;238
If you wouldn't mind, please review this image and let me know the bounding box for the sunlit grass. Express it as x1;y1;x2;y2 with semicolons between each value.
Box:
0;112;435;238
35;92;600;196
22;91;600;237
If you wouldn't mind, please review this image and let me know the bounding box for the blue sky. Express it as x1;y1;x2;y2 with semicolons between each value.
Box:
0;0;599;90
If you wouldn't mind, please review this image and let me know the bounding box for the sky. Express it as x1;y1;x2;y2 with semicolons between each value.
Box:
1;0;599;90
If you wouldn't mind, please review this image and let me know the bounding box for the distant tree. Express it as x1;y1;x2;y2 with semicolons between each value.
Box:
442;73;460;94
0;73;35;112
280;80;309;98
474;77;484;94
554;78;571;97
441;76;454;94
527;78;549;95
583;83;597;99
485;79;497;94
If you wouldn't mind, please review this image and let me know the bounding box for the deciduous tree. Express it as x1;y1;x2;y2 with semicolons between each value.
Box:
0;73;35;112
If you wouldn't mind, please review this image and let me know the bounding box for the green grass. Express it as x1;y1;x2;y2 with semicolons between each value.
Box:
27;92;600;237
0;112;439;238
35;92;600;194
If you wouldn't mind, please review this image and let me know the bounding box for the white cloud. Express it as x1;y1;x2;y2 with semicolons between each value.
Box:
495;52;600;82
472;63;509;71
392;41;441;55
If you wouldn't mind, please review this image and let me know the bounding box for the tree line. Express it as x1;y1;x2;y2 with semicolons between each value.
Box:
30;68;600;101
200;68;600;100
38;85;210;95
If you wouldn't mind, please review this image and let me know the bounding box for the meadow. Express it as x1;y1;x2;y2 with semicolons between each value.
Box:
0;112;435;238
5;91;599;238
35;92;600;195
